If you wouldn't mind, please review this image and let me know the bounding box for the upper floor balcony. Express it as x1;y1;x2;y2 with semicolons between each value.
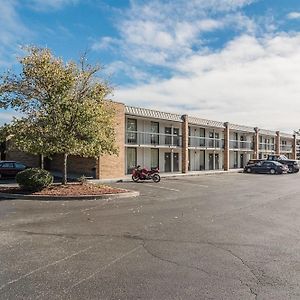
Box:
280;145;293;152
188;136;224;149
126;131;182;147
229;140;254;151
259;143;275;151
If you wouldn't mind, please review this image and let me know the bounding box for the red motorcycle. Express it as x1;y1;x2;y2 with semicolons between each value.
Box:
132;166;161;183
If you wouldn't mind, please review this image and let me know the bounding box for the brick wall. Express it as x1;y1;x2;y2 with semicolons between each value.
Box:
5;141;40;167
181;115;189;173
97;101;125;179
48;154;97;177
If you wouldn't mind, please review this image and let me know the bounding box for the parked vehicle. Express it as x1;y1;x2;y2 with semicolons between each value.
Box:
132;166;161;183
246;155;299;173
244;161;288;174
0;161;27;179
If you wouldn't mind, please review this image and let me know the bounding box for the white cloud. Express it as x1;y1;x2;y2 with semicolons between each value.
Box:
92;0;256;68
91;37;119;51
115;33;300;132
287;12;300;20
0;0;31;67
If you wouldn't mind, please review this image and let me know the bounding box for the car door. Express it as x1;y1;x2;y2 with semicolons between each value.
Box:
0;162;15;177
260;162;271;173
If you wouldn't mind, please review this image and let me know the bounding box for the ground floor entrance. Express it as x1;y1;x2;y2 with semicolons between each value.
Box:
189;150;223;171
126;147;181;174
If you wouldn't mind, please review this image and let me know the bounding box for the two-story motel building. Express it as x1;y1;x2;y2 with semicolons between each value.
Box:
2;101;298;179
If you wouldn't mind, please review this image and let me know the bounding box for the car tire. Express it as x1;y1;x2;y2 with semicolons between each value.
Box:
288;166;294;173
270;168;276;175
246;167;252;173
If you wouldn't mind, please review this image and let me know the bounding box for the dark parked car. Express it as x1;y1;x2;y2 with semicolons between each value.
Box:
0;161;27;179
247;155;299;173
244;161;288;174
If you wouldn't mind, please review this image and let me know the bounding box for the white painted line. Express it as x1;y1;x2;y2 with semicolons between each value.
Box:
0;246;93;291
145;184;180;192
66;245;142;291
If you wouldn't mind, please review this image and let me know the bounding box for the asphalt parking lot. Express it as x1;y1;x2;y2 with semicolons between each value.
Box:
1;172;300;299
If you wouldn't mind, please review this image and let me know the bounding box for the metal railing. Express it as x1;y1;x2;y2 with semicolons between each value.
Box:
280;145;292;152
188;136;224;149
229;140;254;150
259;143;275;151
126;131;182;147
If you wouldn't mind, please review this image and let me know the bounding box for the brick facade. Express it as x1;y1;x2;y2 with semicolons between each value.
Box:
223;122;230;171
275;131;280;155
253;127;259;159
48;154;97;177
181;115;189;173
96;101;125;179
4;101;299;179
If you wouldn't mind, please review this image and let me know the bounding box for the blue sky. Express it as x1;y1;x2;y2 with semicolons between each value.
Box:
1;0;300;132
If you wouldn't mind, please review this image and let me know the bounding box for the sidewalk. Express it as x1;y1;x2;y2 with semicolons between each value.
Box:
89;168;244;184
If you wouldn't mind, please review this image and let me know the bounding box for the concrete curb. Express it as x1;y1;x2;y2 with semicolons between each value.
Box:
0;190;140;201
89;169;244;184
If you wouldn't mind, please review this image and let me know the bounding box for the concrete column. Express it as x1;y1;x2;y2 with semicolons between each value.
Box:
275;131;281;155
181;115;189;173
224;122;230;171
292;134;297;160
253;127;259;159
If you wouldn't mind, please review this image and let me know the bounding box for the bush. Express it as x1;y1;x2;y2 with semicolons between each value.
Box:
16;168;53;191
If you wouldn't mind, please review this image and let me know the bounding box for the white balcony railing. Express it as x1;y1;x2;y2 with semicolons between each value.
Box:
126;131;182;147
188;136;224;149
280;145;293;152
259;143;275;151
229;140;254;150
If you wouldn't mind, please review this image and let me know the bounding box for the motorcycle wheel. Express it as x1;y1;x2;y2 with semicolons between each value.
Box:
132;175;139;182
152;174;161;183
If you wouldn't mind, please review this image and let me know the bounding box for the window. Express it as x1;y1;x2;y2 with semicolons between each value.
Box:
15;163;26;169
215;132;220;148
127;119;137;144
1;162;14;168
199;128;205;146
151;149;159;169
173;128;180;146
126;148;137;174
151;122;159;144
165;127;172;145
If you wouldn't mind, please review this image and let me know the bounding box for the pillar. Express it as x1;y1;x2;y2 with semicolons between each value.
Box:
253;127;259;159
275;131;280;155
292;134;297;160
181;114;189;173
224;122;230;171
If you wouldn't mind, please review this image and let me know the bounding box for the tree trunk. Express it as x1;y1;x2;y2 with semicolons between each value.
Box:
62;153;68;185
40;154;44;169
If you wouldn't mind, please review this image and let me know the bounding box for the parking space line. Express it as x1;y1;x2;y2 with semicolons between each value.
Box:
65;245;142;291
145;184;180;192
0;246;93;291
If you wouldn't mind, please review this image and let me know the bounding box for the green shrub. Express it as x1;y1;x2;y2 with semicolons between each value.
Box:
16;168;53;191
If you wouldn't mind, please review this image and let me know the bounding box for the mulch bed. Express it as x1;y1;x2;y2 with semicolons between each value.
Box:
0;183;127;196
